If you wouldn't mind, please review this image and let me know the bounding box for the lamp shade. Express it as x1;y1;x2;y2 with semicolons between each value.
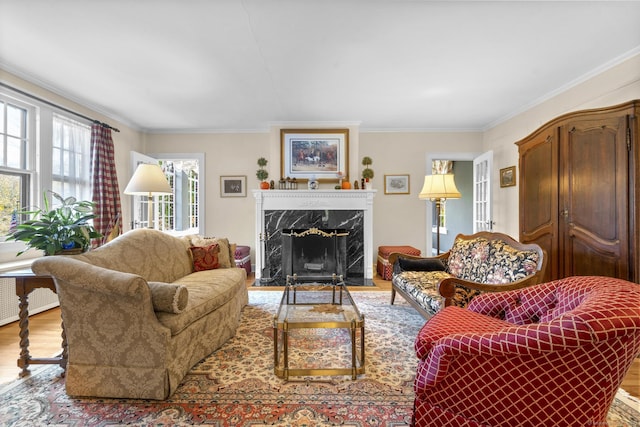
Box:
419;174;461;200
124;163;172;195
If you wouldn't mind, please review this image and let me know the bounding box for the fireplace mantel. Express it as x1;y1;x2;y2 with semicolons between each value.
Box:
253;190;376;283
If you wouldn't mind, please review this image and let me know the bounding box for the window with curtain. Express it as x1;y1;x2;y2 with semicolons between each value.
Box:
52;114;91;201
0;90;93;261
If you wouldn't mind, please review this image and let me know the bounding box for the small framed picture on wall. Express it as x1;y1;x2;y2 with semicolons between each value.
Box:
500;166;516;188
220;175;247;197
384;174;410;194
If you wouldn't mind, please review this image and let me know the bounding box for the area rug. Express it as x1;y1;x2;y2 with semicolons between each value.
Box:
0;291;638;426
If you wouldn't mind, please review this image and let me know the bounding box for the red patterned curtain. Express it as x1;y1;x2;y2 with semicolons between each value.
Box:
90;124;122;246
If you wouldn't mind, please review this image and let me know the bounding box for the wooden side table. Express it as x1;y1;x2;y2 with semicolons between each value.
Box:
0;268;67;377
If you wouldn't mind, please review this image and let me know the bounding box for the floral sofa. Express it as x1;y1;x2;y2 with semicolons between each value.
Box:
32;228;248;400
389;231;546;318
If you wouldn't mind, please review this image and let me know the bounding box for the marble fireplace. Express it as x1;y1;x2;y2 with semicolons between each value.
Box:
253;190;376;286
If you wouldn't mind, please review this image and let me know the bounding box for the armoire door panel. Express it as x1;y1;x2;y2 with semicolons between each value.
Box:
567;235;625;279
562;117;629;279
518;130;558;283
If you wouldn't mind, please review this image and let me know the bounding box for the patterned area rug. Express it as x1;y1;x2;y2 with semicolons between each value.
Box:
0;291;638;426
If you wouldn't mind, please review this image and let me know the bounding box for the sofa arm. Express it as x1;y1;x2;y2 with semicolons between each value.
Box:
32;256;171;366
33;256;150;300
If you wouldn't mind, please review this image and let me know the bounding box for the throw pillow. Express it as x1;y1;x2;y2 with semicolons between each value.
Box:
189;243;220;271
190;236;233;268
147;281;189;314
398;257;446;272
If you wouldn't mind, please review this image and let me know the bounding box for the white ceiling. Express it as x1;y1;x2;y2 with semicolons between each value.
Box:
1;1;640;132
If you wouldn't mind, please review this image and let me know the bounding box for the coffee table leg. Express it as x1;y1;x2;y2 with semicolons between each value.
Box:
351;320;357;379
283;321;289;380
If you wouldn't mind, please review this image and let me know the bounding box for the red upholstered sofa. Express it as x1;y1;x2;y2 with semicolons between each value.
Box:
412;275;640;427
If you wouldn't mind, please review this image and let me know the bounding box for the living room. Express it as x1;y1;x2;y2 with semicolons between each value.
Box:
1;1;640;425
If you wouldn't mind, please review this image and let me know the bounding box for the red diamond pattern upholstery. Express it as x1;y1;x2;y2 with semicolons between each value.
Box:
412;275;640;427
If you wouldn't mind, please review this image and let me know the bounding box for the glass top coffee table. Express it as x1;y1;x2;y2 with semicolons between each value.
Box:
273;275;365;380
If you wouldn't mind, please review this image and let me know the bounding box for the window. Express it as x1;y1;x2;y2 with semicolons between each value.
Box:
51;114;91;201
0;98;32;238
0;90;92;262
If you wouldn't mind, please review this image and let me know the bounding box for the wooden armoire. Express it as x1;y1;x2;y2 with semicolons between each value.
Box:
517;100;639;284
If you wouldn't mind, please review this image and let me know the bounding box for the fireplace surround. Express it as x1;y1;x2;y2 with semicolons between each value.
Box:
253;190;376;286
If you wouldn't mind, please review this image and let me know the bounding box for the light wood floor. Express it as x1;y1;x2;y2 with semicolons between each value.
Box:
1;274;637;399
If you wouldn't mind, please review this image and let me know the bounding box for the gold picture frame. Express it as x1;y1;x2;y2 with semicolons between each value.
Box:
384;174;410;194
280;129;349;182
500;166;516;188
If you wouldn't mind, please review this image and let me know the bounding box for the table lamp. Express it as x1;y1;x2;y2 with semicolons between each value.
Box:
124;163;172;229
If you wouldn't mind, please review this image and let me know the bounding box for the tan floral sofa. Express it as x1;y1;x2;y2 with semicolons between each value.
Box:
389;231;546;318
32;228;248;400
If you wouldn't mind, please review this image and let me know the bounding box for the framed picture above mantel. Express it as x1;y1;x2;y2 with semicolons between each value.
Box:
280;129;349;182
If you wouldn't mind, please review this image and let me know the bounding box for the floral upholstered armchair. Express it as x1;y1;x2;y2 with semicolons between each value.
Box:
389;231;547;318
412;276;640;427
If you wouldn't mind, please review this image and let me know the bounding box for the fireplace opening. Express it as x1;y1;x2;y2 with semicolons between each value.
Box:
281;228;349;282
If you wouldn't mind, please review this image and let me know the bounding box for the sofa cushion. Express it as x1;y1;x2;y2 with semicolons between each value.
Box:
393;270;483;317
147;281;189;314
189;244;220;271
487;240;540;284
446;237;491;282
155;267;246;336
446;237;539;284
189;236;233;268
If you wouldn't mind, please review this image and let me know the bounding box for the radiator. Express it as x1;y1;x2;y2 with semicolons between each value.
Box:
0;277;59;327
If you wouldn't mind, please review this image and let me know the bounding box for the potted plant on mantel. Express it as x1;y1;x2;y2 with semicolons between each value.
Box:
256;157;270;190
7;190;102;256
361;156;374;189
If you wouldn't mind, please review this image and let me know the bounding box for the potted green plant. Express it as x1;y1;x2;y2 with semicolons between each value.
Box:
362;156;374;188
7;190;102;256
256;157;270;189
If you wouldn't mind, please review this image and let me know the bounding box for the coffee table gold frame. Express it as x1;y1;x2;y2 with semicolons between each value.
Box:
273;275;365;380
